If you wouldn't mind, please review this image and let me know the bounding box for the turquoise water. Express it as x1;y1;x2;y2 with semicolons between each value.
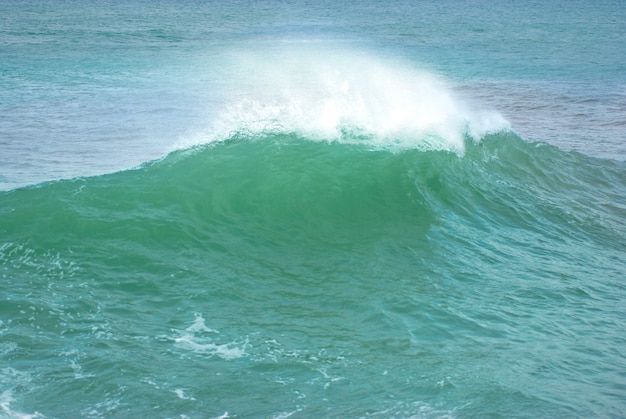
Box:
1;1;626;417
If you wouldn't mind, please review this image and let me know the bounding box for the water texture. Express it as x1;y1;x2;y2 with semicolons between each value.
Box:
1;1;625;417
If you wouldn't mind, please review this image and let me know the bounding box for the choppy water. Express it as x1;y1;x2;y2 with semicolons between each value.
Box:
1;1;625;417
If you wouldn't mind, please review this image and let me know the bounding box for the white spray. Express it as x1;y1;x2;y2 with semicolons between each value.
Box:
181;44;509;153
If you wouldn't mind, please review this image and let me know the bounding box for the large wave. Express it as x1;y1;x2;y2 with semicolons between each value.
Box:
2;122;624;419
3;130;623;257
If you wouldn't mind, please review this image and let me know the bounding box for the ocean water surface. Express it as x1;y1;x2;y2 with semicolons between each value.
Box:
1;1;625;417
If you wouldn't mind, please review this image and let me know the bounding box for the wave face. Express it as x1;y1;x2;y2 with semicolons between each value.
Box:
2;132;625;417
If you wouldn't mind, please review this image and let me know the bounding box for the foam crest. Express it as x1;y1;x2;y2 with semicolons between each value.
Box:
1;369;44;419
182;46;509;152
172;314;247;360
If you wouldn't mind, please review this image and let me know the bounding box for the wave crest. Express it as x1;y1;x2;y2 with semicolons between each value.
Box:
179;46;509;153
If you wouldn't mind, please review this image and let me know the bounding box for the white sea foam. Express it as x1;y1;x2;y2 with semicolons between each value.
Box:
178;45;509;153
0;369;44;419
272;409;302;419
369;400;459;418
1;391;45;419
0;342;17;357
172;314;248;360
172;389;196;401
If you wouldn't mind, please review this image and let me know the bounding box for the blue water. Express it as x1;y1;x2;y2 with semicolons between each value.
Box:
1;1;625;417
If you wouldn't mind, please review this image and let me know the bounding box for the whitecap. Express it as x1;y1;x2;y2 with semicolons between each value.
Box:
171;313;248;360
176;45;509;153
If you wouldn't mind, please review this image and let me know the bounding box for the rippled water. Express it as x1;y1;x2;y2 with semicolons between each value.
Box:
1;1;625;417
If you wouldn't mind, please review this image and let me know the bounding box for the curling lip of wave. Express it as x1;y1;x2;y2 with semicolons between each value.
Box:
177;47;510;153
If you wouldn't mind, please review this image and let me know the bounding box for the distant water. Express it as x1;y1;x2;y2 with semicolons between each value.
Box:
1;1;625;418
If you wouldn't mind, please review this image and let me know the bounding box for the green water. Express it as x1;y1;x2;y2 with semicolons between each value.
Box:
1;0;626;417
2;134;625;417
